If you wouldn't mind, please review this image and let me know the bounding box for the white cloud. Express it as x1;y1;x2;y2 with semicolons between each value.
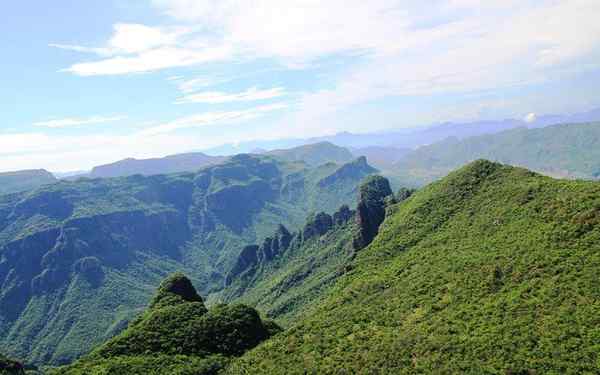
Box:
175;87;286;104
0;104;286;172
139;103;288;136
33;115;127;128
48;1;600;139
524;113;537;123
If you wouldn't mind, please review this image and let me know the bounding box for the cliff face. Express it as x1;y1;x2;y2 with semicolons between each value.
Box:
0;154;377;365
225;204;356;289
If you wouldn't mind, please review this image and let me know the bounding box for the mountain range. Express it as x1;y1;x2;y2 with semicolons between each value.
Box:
12;159;599;374
0;154;376;365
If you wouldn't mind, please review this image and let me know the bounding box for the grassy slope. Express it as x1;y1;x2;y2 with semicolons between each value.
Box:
229;160;600;374
389;122;600;187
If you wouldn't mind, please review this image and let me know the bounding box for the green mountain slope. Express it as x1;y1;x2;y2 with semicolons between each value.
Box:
229;160;600;374
266;142;355;166
214;207;356;326
390;122;600;187
0;154;376;365
0;170;56;195
215;174;400;327
52;273;278;375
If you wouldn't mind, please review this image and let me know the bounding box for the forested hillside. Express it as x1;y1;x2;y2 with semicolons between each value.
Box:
230;160;600;374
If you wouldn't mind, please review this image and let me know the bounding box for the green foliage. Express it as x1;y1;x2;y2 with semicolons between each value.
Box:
229;160;600;374
51;354;228;375
389;122;600;187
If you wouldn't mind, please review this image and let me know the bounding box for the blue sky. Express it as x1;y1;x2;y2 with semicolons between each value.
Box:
1;0;600;172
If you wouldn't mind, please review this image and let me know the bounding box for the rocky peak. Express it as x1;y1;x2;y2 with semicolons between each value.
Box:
353;175;393;251
149;272;205;310
302;212;333;241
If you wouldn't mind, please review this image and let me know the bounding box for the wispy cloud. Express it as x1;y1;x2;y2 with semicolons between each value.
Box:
139;103;288;136
175;87;286;104
33;115;127;128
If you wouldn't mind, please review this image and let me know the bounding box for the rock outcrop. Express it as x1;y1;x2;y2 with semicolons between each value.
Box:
353;175;393;250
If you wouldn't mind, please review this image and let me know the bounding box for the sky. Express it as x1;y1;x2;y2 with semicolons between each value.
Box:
1;0;600;172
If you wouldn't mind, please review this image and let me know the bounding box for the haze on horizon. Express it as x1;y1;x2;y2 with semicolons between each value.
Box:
2;0;600;172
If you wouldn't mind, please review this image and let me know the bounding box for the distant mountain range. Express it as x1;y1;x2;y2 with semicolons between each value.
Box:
200;106;600;154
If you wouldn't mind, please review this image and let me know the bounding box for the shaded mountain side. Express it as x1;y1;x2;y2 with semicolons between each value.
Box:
390;121;600;187
89;152;227;178
0;170;57;195
229;160;600;374
0;155;376;365
51;273;279;375
266;142;355;166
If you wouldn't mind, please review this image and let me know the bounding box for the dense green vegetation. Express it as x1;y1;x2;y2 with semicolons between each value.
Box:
0;154;376;365
0;353;25;375
52;273;278;375
389;122;600;187
0;170;56;195
229;160;600;374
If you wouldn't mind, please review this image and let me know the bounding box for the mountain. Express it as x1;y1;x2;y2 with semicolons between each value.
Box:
0;170;56;195
229;160;600;374
88;152;227;178
390;122;600;187
266;142;355;166
0;154;377;365
214;175;405;326
52;273;278;375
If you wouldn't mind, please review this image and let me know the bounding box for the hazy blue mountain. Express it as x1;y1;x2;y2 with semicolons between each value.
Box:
89;152;227;178
199;107;600;154
0;170;57;195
